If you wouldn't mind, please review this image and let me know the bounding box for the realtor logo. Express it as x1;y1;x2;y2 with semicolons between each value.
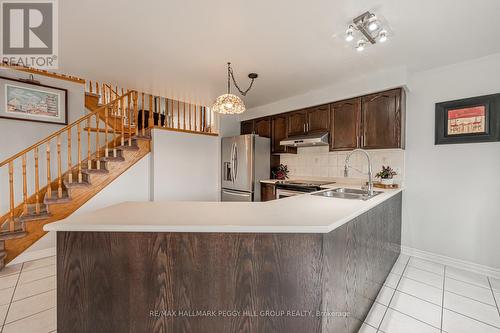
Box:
1;0;58;69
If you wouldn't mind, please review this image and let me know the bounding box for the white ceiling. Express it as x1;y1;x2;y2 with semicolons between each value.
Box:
59;0;500;109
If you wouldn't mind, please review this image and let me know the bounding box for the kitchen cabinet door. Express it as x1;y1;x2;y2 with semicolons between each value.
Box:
240;120;254;135
307;104;330;133
330;98;361;151
272;115;297;154
361;89;403;149
254;117;271;138
260;183;276;201
287;110;308;136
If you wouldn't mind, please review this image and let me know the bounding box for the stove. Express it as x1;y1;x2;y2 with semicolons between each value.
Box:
274;179;335;199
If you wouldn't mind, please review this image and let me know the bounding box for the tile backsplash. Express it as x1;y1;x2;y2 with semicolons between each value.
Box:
279;147;405;184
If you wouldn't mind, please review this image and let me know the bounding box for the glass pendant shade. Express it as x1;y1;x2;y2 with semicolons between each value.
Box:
212;93;246;115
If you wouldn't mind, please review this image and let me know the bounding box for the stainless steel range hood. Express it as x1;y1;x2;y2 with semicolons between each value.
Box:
280;132;329;147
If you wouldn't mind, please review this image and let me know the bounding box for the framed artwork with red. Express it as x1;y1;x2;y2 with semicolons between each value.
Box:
435;93;500;145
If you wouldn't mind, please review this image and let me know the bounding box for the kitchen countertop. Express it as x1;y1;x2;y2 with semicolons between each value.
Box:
44;184;403;234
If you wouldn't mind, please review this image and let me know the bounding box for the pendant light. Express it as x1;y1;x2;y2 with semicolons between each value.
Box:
212;62;258;115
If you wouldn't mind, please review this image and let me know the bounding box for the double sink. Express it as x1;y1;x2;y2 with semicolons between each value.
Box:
312;187;382;201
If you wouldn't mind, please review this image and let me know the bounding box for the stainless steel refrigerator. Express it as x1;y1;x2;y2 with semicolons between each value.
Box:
221;134;270;202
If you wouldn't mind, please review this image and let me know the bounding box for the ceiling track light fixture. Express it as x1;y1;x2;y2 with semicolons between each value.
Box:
344;11;390;51
212;62;258;115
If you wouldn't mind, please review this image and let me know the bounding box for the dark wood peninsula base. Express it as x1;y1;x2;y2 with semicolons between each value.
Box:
57;193;401;333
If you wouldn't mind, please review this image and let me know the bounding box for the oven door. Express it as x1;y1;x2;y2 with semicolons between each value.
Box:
275;188;304;199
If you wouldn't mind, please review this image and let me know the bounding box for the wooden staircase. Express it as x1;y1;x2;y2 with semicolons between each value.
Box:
0;66;219;269
0;91;151;267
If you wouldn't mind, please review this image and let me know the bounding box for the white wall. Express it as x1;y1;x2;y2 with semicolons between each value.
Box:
9;154;151;265
151;129;219;201
246;54;500;270
404;53;500;270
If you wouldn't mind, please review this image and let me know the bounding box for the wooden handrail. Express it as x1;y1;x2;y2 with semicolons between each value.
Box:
0;91;135;168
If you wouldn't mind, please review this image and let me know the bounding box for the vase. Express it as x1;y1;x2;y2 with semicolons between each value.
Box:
380;178;394;186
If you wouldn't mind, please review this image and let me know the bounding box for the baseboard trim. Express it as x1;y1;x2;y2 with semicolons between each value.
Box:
401;246;500;279
6;247;56;266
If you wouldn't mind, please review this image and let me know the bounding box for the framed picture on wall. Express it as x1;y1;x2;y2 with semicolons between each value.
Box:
435;93;500;145
0;76;68;125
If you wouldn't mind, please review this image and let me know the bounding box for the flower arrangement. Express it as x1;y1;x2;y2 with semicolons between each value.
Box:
375;165;397;179
272;164;289;180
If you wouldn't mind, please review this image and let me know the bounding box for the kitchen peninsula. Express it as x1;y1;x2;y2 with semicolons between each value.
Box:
45;186;402;333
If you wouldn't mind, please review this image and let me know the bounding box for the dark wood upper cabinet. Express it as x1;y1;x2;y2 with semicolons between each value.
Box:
272;115;297;154
287;110;308;136
361;88;404;149
254;117;271;138
330;98;361;151
240;120;254;135
307;104;330;133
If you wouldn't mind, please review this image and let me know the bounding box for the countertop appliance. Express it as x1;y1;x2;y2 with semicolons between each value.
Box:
275;179;335;199
221;134;270;202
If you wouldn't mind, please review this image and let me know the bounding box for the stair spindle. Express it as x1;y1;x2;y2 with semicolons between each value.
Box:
8;161;14;231
149;95;153;129
57;135;62;198
128;93;132;146
194;104;197;131
46;143;52;200
22;154;27;215
104;106;109;158
170;98;174;128
95;114;100;170
113;102;118;157
189;103;192;130
141;93;145;136
177;100;180;129
121;97;126;146
77;123;82;183
96;82;100;100
163;98;168;128
34;147;40;214
67;127;72;183
87;117;91;169
89;81;93;94
183;102;186;130
134;92;139;136
204;106;207;132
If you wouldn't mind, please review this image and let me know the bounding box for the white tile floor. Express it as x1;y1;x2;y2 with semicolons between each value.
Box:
362;254;500;333
0;256;56;333
0;254;499;333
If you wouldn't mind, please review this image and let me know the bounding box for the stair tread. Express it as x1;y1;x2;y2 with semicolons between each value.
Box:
0;230;27;241
63;179;91;188
44;188;71;204
18;203;51;222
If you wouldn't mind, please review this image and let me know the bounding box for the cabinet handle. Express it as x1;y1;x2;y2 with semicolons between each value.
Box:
361;135;365;147
307;122;309;132
303;123;306;133
356;135;360;147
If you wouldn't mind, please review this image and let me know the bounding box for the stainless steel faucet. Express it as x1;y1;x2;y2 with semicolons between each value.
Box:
344;149;374;195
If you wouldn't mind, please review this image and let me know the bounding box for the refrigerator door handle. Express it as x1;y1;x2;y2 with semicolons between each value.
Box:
233;144;238;180
230;143;236;182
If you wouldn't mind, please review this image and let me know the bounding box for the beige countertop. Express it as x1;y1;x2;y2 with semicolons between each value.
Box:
44;183;402;234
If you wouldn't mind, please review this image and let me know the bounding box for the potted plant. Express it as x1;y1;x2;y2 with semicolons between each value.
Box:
375;165;397;186
272;164;289;180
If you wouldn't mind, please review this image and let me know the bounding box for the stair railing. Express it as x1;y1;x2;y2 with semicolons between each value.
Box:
0;90;138;232
87;81;217;135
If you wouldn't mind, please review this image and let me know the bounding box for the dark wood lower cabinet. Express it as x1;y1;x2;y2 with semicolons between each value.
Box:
260;183;276;201
57;193;402;333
